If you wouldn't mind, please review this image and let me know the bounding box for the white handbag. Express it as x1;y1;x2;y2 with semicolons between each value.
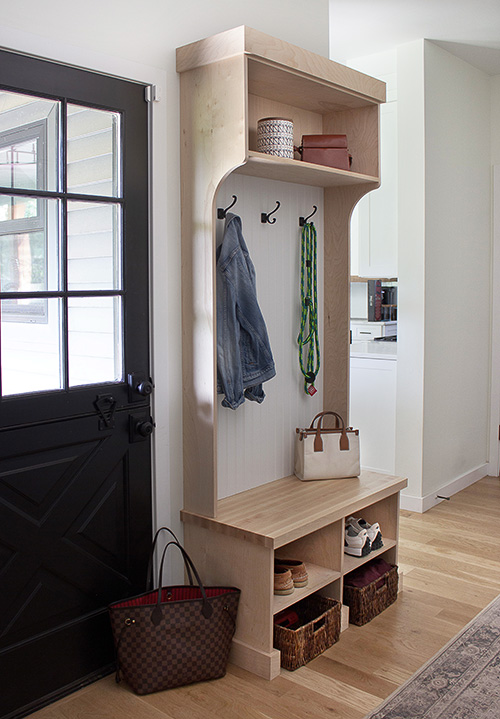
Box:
295;411;360;481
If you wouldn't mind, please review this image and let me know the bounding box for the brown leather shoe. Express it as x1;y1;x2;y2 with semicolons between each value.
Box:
274;558;308;588
274;567;294;595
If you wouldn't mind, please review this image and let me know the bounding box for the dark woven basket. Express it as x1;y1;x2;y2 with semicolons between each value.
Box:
273;595;341;671
343;564;398;626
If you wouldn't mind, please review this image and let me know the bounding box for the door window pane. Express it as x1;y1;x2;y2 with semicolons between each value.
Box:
67;201;121;290
68;296;123;386
0;91;60;192
1;297;63;395
0;197;61;302
66;105;121;197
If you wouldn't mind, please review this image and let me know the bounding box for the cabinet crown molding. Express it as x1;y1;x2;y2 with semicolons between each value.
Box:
176;25;386;105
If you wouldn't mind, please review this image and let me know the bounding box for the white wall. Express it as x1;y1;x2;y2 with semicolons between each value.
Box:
422;41;491;499
395;40;427;503
492;77;500;165
341;39;493;509
0;0;330;578
488;80;500;476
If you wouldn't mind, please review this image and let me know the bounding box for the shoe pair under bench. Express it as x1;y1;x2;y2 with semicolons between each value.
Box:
344;516;383;557
274;559;308;596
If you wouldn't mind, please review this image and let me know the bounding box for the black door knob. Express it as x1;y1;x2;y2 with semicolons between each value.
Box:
137;380;153;396
136;420;154;437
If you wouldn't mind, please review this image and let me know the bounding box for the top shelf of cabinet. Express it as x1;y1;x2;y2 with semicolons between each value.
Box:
177;26;386;108
246;56;383;113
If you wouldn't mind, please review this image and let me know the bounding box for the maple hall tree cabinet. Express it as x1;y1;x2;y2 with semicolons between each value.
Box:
177;26;407;680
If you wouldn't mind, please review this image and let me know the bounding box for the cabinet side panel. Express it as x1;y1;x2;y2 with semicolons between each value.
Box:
323;186;372;421
323;105;380;178
180;57;247;516
183;524;274;653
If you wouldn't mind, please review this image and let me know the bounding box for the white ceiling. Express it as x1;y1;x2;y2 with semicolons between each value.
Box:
329;0;500;75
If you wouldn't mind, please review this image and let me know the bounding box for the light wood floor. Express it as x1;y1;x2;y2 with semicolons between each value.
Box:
30;476;500;719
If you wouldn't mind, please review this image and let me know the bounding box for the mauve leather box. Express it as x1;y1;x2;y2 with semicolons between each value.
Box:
298;134;352;170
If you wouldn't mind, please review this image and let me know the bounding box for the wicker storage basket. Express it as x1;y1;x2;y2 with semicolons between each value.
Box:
343;564;398;626
273;595;341;671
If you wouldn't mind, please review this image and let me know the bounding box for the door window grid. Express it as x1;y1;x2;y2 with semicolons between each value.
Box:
0;89;124;396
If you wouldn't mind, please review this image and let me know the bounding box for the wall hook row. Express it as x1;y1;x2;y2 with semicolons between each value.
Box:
261;200;281;224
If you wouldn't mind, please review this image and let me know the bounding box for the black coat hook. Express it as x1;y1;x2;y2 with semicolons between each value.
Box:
217;195;237;219
261;201;281;224
299;205;318;226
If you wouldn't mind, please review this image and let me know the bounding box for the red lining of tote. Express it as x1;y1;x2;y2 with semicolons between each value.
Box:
111;586;234;609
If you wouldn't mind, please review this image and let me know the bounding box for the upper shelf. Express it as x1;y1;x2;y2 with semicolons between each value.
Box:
236;151;380;188
247;56;382;112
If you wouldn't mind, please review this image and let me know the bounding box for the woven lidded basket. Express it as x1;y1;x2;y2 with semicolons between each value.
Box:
257;117;294;158
343;564;398;626
273;595;341;671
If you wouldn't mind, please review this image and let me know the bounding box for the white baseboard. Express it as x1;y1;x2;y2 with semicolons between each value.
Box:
399;464;488;513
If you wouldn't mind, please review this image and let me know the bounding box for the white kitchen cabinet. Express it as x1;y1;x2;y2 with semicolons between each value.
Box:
351;101;398;278
351;320;397;340
349;353;397;474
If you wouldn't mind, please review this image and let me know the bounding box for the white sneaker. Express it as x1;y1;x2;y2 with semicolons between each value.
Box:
347;516;383;551
344;524;371;557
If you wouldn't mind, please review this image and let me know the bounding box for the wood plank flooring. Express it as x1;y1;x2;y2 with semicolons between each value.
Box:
29;476;500;719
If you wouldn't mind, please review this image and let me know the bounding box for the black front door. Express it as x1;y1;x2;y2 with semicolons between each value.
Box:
0;51;153;719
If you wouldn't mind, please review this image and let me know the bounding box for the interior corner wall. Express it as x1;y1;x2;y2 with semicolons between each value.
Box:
422;41;491;498
489;78;500;477
395;40;426;504
492;76;500;165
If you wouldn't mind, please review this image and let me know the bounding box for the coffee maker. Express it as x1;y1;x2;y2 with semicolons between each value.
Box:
368;280;397;322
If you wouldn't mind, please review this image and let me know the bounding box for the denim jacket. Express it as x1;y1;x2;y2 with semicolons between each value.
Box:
216;213;276;409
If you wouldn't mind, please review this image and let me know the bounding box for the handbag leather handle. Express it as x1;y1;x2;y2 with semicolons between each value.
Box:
146;526;194;590
309;411;343;430
309;411;349;452
151;541;213;626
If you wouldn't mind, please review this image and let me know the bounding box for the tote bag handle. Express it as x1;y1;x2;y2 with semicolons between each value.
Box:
309;411;349;452
146;526;194;589
150;541;213;625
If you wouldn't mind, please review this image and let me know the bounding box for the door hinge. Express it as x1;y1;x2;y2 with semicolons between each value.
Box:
145;85;160;103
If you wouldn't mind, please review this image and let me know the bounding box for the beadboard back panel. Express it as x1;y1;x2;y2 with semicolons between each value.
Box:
216;174;324;499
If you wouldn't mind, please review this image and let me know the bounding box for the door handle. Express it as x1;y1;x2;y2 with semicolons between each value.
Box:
129;413;155;442
136;419;154;437
128;372;154;402
137;380;153;397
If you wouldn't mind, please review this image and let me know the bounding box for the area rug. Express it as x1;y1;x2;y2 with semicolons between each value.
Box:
364;594;500;718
